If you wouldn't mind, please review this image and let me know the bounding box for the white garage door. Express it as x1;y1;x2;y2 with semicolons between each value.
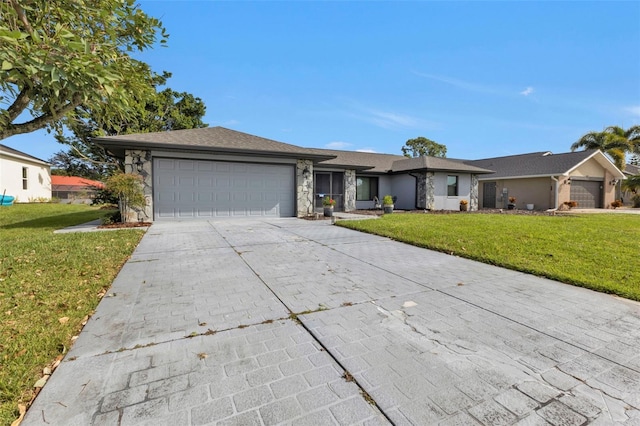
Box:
154;158;295;220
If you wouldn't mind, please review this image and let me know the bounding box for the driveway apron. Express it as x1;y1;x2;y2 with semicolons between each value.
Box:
23;219;640;425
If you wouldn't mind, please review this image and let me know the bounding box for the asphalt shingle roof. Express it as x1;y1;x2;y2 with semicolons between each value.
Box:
624;163;640;176
95;127;335;161
468;150;598;179
390;156;494;174
96;127;494;174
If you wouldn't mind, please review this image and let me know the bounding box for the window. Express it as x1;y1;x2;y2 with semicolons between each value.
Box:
356;176;379;201
447;175;458;196
22;167;28;190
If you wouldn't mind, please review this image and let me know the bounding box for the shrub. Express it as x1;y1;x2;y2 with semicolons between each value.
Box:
610;200;623;209
382;195;394;205
564;200;578;208
105;173;146;222
633;195;640;208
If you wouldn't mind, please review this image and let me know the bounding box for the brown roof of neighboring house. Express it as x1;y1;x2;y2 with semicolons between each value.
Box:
51;176;104;190
624;163;640;176
469;150;624;179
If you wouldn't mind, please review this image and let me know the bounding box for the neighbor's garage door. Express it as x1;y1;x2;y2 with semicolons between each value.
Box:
570;180;603;209
154;158;295;220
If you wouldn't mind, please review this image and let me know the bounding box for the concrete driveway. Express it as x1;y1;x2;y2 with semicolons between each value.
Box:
24;219;640;425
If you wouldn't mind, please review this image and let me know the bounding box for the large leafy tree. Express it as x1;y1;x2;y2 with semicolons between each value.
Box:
51;73;207;178
401;136;447;158
571;125;640;170
0;0;167;140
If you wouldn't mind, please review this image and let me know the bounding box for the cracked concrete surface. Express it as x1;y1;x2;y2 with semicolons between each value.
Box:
24;219;640;425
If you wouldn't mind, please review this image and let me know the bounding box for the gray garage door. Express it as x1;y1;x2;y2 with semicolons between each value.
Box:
153;158;295;220
570;180;603;209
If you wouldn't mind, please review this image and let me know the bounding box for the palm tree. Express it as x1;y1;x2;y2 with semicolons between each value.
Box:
571;125;639;170
623;174;640;193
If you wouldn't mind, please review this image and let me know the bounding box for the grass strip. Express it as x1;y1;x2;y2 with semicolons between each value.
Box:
0;204;144;424
338;212;640;301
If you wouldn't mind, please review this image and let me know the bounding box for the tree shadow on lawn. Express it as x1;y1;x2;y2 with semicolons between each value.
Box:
1;210;110;230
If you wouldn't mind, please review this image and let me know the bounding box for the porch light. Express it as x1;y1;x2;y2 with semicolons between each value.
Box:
134;156;144;173
302;166;311;178
610;179;619;186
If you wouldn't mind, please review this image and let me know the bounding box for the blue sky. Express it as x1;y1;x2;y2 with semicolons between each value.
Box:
5;1;640;162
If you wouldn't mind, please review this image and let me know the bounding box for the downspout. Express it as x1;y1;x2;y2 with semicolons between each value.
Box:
550;176;559;210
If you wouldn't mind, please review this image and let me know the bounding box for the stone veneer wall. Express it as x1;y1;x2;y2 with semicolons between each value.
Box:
425;172;435;210
296;160;314;217
124;150;153;222
470;174;479;211
415;172;426;209
344;169;356;211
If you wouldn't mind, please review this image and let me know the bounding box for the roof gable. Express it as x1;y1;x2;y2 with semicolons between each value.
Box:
0;144;49;165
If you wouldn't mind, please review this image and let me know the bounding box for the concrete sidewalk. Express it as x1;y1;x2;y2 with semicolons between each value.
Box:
24;219;640;425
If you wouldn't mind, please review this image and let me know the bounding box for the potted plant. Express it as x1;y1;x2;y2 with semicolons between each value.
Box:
382;195;394;214
508;196;516;210
322;196;336;217
459;199;469;211
564;200;578;209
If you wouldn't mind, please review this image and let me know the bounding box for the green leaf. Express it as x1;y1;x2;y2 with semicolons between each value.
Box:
1;61;13;71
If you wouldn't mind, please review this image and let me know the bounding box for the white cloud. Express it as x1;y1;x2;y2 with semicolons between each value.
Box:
356;148;377;153
625;105;640;117
520;87;534;96
324;141;352;150
367;110;420;129
412;71;497;94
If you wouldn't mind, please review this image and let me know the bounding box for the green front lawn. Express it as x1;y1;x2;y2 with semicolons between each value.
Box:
339;212;640;300
0;204;144;424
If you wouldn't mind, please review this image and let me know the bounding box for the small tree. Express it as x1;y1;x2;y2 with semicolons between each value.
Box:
401;137;447;158
105;173;146;222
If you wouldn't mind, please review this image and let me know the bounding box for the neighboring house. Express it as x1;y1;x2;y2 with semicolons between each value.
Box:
51;176;105;204
621;163;639;205
0;144;51;202
469;150;625;210
94;127;493;221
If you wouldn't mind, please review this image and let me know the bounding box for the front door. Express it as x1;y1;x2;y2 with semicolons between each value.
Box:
315;172;344;211
483;182;496;208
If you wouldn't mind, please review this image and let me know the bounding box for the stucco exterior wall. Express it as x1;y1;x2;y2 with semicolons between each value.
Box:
572;158;606;178
0;154;51;202
434;172;472;210
390;174;416;210
500;177;554;210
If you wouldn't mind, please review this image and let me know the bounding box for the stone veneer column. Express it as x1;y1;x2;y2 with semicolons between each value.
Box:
470;174;479;211
415;172;427;209
344;169;356;212
296;160;313;217
425;172;435;210
124;150;153;222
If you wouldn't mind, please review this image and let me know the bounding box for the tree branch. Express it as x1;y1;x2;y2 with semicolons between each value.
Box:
9;0;34;35
0;93;82;140
6;88;31;122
